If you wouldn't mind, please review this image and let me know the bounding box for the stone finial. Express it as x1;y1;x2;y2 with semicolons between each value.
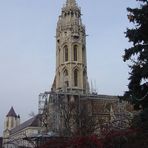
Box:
66;0;77;7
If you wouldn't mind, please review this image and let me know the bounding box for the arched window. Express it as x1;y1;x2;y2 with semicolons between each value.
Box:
71;11;74;17
64;45;68;62
74;45;78;61
74;69;78;87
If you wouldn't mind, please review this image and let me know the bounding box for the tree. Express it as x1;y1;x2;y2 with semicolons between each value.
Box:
123;0;148;111
59;98;100;137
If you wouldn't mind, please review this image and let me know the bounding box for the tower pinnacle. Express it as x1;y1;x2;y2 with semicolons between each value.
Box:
66;0;77;7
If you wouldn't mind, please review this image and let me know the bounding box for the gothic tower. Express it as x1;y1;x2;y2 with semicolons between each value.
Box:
53;0;89;94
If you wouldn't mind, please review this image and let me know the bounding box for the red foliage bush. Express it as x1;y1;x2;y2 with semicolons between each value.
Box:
38;128;142;148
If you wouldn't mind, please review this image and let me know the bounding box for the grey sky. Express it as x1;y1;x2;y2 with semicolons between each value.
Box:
0;0;136;135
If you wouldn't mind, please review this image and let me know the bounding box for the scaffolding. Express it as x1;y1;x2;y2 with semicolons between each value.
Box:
38;91;50;115
38;90;133;137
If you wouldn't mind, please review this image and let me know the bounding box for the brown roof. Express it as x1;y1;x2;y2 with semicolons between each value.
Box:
10;114;40;135
6;107;17;117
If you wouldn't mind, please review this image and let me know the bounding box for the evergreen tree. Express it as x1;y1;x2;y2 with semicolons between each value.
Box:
123;0;148;111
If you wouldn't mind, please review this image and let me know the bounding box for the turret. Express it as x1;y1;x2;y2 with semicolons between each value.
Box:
4;107;20;130
3;107;20;142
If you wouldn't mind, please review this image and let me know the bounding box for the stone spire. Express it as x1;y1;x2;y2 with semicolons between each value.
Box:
6;106;17;117
66;0;77;7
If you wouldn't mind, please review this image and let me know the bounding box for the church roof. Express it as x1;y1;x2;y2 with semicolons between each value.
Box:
10;114;40;135
6;107;17;117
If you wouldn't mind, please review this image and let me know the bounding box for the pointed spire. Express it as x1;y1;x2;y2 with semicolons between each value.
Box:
66;0;77;7
6;106;17;117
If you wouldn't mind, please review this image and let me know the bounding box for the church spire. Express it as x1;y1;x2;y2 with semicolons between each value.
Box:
7;106;17;117
54;0;89;94
66;0;77;7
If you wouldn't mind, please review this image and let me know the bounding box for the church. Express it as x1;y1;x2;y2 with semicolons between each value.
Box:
39;0;132;136
3;0;133;147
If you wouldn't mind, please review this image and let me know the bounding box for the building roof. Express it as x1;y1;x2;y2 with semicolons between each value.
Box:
10;114;40;135
6;107;17;117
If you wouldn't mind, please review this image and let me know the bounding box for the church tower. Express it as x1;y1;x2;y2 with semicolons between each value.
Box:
3;107;20;142
4;107;20;130
53;0;89;94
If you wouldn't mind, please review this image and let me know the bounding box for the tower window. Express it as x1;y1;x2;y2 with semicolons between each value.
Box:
74;69;78;87
74;45;78;61
57;39;60;43
64;45;68;62
71;11;74;17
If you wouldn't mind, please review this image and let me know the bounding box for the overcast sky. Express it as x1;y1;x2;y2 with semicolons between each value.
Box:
0;0;137;135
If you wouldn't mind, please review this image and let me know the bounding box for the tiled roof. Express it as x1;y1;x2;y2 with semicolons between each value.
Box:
6;107;17;117
10;114;40;135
